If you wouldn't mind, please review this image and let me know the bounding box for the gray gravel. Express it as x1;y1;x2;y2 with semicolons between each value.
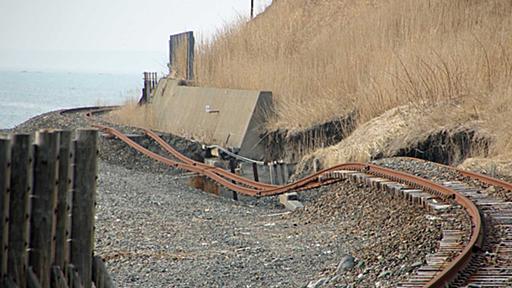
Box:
5;109;459;287
95;163;445;288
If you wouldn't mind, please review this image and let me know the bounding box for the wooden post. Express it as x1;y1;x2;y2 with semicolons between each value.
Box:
8;134;33;288
4;277;17;288
92;256;114;288
252;163;259;182
27;268;42;288
279;161;288;184
51;266;69;288
66;264;83;288
227;160;239;201
186;32;195;81
251;0;255;19
70;130;97;288
30;131;60;288
268;163;275;185
0;137;11;278
54;131;73;269
169;32;195;80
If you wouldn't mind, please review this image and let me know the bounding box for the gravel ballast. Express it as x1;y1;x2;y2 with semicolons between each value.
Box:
4;109;465;287
375;157;512;202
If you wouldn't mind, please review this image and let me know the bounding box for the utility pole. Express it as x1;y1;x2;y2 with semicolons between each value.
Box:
251;0;254;19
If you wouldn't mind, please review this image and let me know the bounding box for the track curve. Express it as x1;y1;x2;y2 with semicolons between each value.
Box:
91;123;484;288
61;106;512;287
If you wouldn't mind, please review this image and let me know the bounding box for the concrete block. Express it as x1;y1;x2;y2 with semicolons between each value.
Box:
150;78;273;160
204;158;227;169
279;193;303;211
282;200;304;211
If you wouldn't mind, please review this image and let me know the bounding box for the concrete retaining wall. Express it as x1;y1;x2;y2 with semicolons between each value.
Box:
150;78;273;160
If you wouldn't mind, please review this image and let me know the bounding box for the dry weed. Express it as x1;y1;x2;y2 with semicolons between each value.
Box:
192;0;512;158
106;98;157;130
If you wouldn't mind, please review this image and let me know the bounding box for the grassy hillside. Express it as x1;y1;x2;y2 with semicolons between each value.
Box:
111;0;512;164
194;0;512;155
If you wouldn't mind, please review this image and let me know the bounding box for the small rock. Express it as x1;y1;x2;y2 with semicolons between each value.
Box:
411;261;423;268
378;270;391;278
484;186;496;194
307;277;330;288
336;254;355;274
329;275;339;283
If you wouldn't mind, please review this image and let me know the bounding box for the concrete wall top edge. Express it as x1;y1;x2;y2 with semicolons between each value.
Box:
150;78;273;155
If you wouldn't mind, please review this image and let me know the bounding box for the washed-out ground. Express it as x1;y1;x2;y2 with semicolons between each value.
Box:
95;161;447;288
4;109;463;287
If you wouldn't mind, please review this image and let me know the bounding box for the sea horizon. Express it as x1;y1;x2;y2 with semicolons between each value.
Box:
0;69;144;128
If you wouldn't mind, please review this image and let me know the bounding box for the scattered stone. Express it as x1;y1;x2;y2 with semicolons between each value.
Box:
336;254;355;273
8;111;470;288
307;277;330;288
411;261;423;269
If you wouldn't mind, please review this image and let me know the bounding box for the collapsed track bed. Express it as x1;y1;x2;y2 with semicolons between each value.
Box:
8;107;512;287
95;163;446;287
97;123;481;287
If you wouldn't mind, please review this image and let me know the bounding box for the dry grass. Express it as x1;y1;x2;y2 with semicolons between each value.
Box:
106;98;158;130
192;0;512;157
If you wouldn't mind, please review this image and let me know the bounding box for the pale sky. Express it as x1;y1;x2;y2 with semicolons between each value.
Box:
0;0;272;73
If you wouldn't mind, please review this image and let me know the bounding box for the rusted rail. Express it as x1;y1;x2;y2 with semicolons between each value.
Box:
399;156;512;192
91;123;484;288
143;128;277;189
396;157;512;286
56;106;512;287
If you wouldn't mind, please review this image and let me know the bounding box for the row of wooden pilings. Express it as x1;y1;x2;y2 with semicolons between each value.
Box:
0;129;113;288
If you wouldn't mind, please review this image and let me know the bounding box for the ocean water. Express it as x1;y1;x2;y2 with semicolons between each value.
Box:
0;70;142;128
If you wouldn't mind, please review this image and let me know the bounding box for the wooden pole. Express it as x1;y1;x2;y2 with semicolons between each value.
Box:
51;266;69;288
66;264;83;288
251;0;254;18
282;162;289;184
0;137;11;278
92;256;114;288
30;131;60;288
252;163;259;182
8;134;33;288
186;32;195;81
228;159;239;201
54;131;73;269
70;130;98;288
27;268;42;288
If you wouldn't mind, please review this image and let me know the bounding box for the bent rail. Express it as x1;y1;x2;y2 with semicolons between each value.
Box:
95;124;483;288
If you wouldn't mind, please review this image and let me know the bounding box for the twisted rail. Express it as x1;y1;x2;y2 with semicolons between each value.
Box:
93;124;484;287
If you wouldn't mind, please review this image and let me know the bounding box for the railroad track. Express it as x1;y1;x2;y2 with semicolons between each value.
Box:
68;107;512;287
377;158;512;287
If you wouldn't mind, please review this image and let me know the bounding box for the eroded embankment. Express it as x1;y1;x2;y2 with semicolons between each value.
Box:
293;105;494;179
264;112;356;163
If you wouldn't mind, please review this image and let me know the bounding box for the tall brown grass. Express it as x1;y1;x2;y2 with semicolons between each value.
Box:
106;98;158;130
193;0;512;154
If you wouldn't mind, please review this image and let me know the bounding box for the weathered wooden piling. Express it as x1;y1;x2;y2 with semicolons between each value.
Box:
54;131;73;269
2;129;110;287
0;136;11;278
169;31;195;80
30;131;60;288
8;134;33;288
70;129;98;288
